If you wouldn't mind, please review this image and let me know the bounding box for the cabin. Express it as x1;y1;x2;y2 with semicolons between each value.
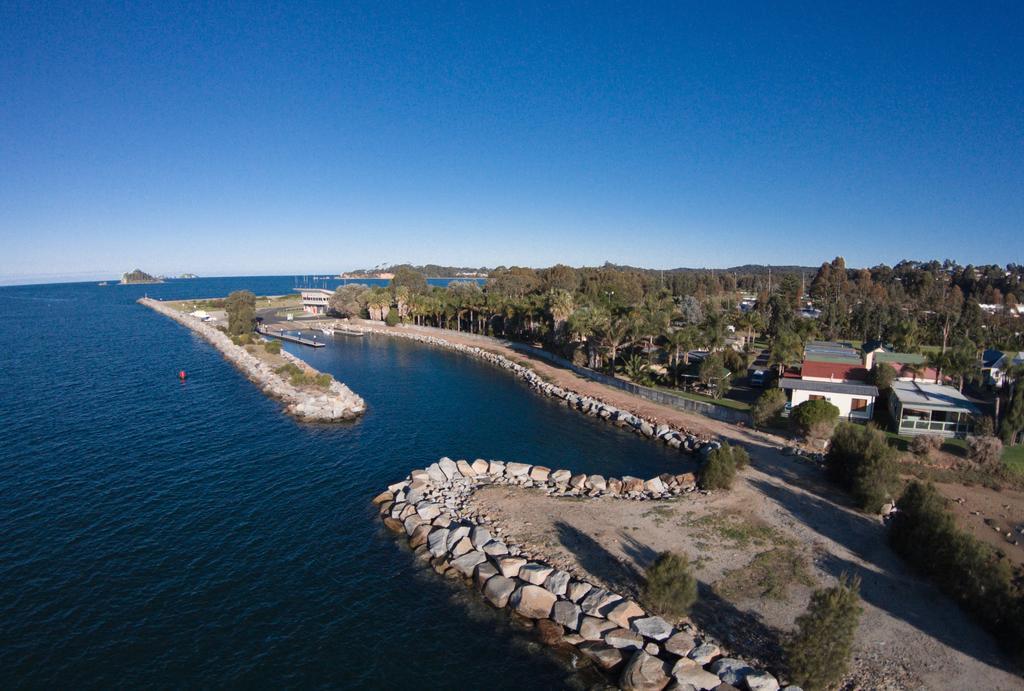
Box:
888;381;980;438
296;288;334;315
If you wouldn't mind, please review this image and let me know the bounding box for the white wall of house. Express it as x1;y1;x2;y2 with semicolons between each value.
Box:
790;388;874;421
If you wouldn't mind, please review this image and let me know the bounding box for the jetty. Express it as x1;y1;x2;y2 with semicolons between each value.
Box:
257;326;325;347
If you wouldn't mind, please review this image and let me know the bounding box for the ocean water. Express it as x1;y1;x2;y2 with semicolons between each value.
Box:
0;278;685;689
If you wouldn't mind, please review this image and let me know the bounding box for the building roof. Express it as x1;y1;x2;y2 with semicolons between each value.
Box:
779;379;879;397
873;351;926;365
805;341;861;359
295;288;334;296
800;360;870;382
890;381;981;413
982;348;1005;368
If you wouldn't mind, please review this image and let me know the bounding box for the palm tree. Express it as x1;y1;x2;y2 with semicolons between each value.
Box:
568;304;610;369
601;316;634;375
547;289;575;344
702;312;727;352
769;328;803;377
662;328;695;386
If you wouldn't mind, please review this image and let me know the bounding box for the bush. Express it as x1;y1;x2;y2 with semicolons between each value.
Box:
826;423;898;513
909;434;942;458
314;373;332;388
641;551;698;618
264;339;282;354
889;481;1024;662
732;445;750;469
225;290;256;336
752;388;787;428
699;442;737;490
384;309;400;327
967;435;1003;470
790;399;839;439
785;574;862;691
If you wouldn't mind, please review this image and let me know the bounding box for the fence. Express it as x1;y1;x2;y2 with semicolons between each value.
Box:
367;322;752;426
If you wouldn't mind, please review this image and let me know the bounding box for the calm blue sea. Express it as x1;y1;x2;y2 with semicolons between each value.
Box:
0;277;684;689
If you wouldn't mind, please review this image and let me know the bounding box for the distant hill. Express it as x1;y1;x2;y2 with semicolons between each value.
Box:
344;262;816;279
342;264;490;278
120;269;163;284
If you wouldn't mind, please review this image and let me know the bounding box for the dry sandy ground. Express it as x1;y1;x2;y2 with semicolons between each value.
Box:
327;323;1023;688
937;482;1024;569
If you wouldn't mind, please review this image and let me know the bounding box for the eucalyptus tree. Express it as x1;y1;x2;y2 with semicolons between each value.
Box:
328;283;368;318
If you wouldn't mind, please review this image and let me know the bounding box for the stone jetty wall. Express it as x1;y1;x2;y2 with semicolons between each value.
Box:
344;322;713;454
139;298;365;422
375;457;790;691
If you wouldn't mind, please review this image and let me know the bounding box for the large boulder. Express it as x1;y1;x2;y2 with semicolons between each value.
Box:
518;563;554;585
605;627;644;650
607;600;646;628
427;528;450;558
744;672;780;691
506;462;532;477
450;550;486;577
551;469;572;484
567;580;593;602
687;642;721;665
622;476;645;493
510;584;557;619
619;650;671;691
672;665;721;690
632;615;673;641
456;459;476;477
581;588;622;616
588;474;607;491
644;477;667;494
471;459;490;475
416;502;442;521
710;658;754;687
529;466;551;482
470;525;492;549
579;616;617;641
663;631;696;657
426;463;447;484
474;561;498;589
544;570;571;596
482;575;516;608
577;641;625;671
495;556;527;578
482;540;509;556
552;599;583;631
438;457;460;481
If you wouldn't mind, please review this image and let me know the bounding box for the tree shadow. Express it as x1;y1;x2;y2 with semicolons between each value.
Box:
747;476;1019;675
552;519;785;669
554;520;641;594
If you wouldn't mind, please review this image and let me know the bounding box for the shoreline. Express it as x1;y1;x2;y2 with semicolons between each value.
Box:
139;298;365;422
374;457;783;690
294;318;718;456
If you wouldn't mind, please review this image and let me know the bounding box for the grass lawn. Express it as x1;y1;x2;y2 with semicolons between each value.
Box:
652;385;752;411
1005;445;1024;477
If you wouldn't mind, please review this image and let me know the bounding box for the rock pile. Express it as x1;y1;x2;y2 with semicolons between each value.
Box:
375;457;793;691
353;324;712;454
140;298;365;421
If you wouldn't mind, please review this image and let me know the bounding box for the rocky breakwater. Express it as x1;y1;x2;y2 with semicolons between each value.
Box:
351;324;712;455
374;457;791;691
139;298;365;421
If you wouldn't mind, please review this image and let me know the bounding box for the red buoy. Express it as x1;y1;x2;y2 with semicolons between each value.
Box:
178;370;187;380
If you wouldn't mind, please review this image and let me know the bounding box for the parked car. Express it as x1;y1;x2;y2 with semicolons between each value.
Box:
749;369;770;387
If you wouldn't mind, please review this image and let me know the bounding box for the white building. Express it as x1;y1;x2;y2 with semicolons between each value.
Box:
888;381;980;438
778;379;878;421
296;288;333;315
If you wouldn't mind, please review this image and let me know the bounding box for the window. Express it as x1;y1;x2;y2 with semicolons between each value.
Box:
851;398;869;411
809;395;825;401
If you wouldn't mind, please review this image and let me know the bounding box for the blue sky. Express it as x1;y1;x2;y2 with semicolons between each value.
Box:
1;2;1022;283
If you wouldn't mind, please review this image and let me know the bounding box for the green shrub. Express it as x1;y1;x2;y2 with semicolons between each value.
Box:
732;445;750;469
641;551;698;618
889;481;1024;662
752;388;787;428
384;310;400;326
699;442;737;490
909;434;942;457
785;574;862;691
967;435;1003;471
225;290;256;336
826;423;897;513
790;399;839;438
314;373;332;388
264;339;282;354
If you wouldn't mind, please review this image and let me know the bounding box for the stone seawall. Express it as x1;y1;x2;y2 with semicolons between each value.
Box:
139;299;365;422
375;457;787;691
344;323;715;455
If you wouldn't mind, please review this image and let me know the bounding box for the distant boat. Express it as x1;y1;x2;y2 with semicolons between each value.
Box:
319;327;335;336
337;328;364;337
98;281;109;286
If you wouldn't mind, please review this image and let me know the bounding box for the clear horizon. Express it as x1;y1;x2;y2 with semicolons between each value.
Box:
2;3;1022;280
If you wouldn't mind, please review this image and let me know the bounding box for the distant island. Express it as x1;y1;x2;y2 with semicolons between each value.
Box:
179;273;199;279
120;269;163;284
